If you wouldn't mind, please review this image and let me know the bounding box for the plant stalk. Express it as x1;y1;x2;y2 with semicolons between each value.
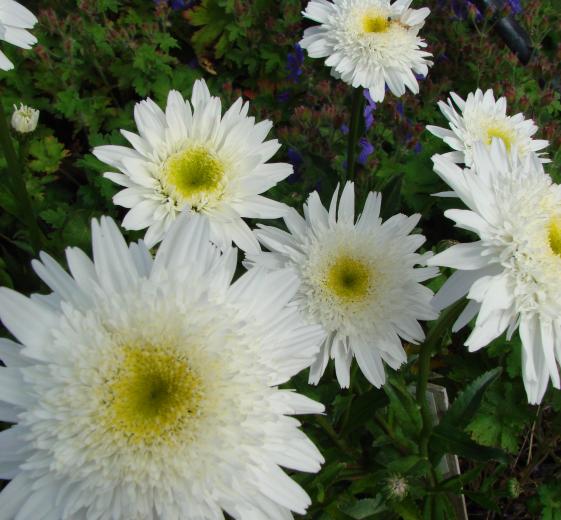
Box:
416;300;468;481
345;88;364;182
0;108;43;254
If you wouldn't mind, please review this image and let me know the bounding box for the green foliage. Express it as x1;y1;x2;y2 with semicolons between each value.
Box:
1;0;561;518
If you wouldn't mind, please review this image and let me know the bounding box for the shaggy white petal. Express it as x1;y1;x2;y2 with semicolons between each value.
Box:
94;79;292;251
428;88;549;166
250;182;438;387
430;146;561;404
0;0;37;70
0;213;324;519
300;0;432;101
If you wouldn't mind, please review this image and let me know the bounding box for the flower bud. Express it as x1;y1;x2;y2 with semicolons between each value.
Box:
386;474;408;501
11;104;39;134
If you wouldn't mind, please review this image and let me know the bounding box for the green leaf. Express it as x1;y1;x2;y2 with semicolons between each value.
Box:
439;367;502;431
340;496;387;519
466;381;531;454
430;423;508;464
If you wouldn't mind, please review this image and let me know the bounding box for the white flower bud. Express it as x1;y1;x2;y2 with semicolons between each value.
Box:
11;103;39;134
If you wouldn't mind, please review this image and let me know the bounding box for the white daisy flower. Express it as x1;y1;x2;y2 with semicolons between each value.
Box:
93;79;292;252
299;0;432;102
0;0;37;71
427;140;561;404
0;214;326;519
427;88;549;166
248;182;438;388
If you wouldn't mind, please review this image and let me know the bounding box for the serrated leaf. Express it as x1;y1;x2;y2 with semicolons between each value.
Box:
439;367;502;431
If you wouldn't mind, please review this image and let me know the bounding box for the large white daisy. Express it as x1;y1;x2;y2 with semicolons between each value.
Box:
427;140;561;404
93;79;292;252
427;88;549;166
0;214;326;519
247;182;438;388
299;0;432;102
0;0;37;71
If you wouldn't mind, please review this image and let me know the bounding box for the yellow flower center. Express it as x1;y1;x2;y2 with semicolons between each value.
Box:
485;124;514;151
362;13;391;34
326;256;371;301
165;146;225;207
548;217;561;256
105;343;203;445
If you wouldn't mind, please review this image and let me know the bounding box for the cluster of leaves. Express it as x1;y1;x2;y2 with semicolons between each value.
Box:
1;0;561;518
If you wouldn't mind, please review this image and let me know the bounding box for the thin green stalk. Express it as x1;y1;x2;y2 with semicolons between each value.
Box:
345;88;364;183
415;300;468;480
0;108;43;254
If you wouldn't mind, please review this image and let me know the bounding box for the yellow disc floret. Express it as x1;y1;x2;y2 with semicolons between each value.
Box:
362;13;391;34
548;216;561;256
164;146;225;209
104;342;203;445
485;123;514;151
326;255;371;301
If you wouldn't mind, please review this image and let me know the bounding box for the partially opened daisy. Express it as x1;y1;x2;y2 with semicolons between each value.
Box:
427;88;549;166
0;214;326;519
300;0;432;102
248;182;438;388
427;140;561;404
93;79;291;252
0;0;37;71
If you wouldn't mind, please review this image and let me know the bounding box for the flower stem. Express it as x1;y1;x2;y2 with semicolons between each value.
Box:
346;88;364;182
415;300;467;478
0;108;43;254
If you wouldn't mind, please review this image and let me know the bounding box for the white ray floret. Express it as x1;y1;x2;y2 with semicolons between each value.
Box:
248;182;438;388
93;79;292;252
0;214;326;520
299;0;432;102
427;140;561;404
0;0;37;71
427;88;549;166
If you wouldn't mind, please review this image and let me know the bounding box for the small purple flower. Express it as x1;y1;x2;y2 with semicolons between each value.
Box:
286;148;303;184
276;91;291;103
414;142;422;154
357;138;374;165
363;89;377;130
340;123;349;135
396;102;404;117
286;43;305;83
507;0;522;14
170;0;185;9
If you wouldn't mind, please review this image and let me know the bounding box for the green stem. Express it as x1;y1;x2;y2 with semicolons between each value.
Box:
416;300;468;481
0;108;43;254
345;88;364;183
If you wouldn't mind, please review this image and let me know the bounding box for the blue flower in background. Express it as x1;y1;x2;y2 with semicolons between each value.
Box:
286;148;303;184
340;123;349;135
287;43;305;83
363;89;377;130
507;0;523;14
357;138;374;165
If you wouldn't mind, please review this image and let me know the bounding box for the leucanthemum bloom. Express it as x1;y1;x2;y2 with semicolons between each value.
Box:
299;0;432;102
0;214;326;519
427;88;549;166
247;182;438;388
427;140;561;404
0;0;37;71
93;79;292;252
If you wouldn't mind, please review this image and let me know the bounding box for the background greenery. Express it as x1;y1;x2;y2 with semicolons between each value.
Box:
1;0;561;518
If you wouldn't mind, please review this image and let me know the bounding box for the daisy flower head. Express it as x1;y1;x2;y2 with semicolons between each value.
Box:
93;79;292;252
427;88;549;166
0;0;37;71
0;213;326;519
299;0;433;102
248;182;438;388
427;140;561;404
